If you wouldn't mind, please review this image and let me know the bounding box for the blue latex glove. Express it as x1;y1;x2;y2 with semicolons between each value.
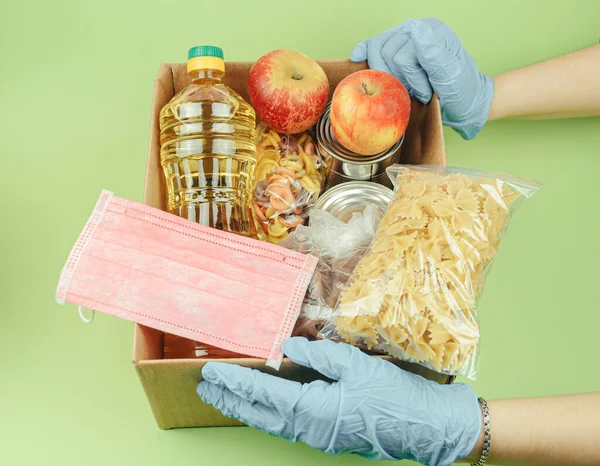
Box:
197;337;481;465
350;18;494;140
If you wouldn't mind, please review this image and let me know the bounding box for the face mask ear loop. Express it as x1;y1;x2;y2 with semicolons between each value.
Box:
78;306;95;324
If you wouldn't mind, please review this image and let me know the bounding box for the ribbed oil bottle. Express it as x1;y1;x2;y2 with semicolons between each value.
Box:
160;46;261;238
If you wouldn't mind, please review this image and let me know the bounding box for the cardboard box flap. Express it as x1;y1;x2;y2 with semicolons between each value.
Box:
402;96;446;166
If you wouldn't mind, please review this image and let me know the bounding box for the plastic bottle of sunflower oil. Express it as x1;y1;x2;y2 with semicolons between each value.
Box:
159;46;262;238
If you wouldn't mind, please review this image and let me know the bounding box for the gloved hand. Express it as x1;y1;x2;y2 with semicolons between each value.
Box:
350;18;494;140
197;337;482;465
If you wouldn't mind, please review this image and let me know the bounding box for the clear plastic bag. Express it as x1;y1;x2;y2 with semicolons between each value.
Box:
322;164;541;379
253;124;325;244
279;205;382;341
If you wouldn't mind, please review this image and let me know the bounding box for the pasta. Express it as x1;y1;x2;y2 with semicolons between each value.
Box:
253;124;324;244
332;165;540;379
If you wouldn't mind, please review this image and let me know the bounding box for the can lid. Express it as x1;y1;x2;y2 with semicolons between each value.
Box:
314;181;393;223
188;45;224;60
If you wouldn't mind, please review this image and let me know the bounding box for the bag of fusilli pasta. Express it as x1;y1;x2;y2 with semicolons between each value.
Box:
320;164;541;379
253;123;324;244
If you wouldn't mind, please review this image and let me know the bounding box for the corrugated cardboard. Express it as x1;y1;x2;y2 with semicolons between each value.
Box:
134;60;449;430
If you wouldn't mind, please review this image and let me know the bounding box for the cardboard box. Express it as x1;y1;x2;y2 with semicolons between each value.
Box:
134;60;449;430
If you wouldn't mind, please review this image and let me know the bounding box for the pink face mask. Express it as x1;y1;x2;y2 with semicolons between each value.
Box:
56;190;317;369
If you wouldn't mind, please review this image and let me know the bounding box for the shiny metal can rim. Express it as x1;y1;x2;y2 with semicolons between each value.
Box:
314;181;394;216
316;103;404;165
322;168;391;182
319;105;402;160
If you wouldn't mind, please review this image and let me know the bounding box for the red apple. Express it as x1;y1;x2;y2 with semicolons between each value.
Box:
330;69;410;156
248;50;329;134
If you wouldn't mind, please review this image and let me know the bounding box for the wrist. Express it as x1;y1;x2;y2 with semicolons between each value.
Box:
488;74;506;121
461;400;485;463
434;384;483;466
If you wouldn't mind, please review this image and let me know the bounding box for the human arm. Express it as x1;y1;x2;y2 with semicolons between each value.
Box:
460;393;600;466
196;337;600;465
489;44;600;121
350;19;600;139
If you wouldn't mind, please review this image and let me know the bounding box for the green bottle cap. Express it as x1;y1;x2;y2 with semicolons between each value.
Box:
188;45;224;61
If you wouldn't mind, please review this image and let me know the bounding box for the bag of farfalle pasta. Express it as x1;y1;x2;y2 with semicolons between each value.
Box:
322;164;540;379
253;124;324;244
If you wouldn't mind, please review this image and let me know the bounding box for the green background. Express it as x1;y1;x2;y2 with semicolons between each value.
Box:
1;0;599;464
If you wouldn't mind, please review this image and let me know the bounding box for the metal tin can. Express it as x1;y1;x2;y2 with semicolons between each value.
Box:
313;181;393;223
316;103;404;190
